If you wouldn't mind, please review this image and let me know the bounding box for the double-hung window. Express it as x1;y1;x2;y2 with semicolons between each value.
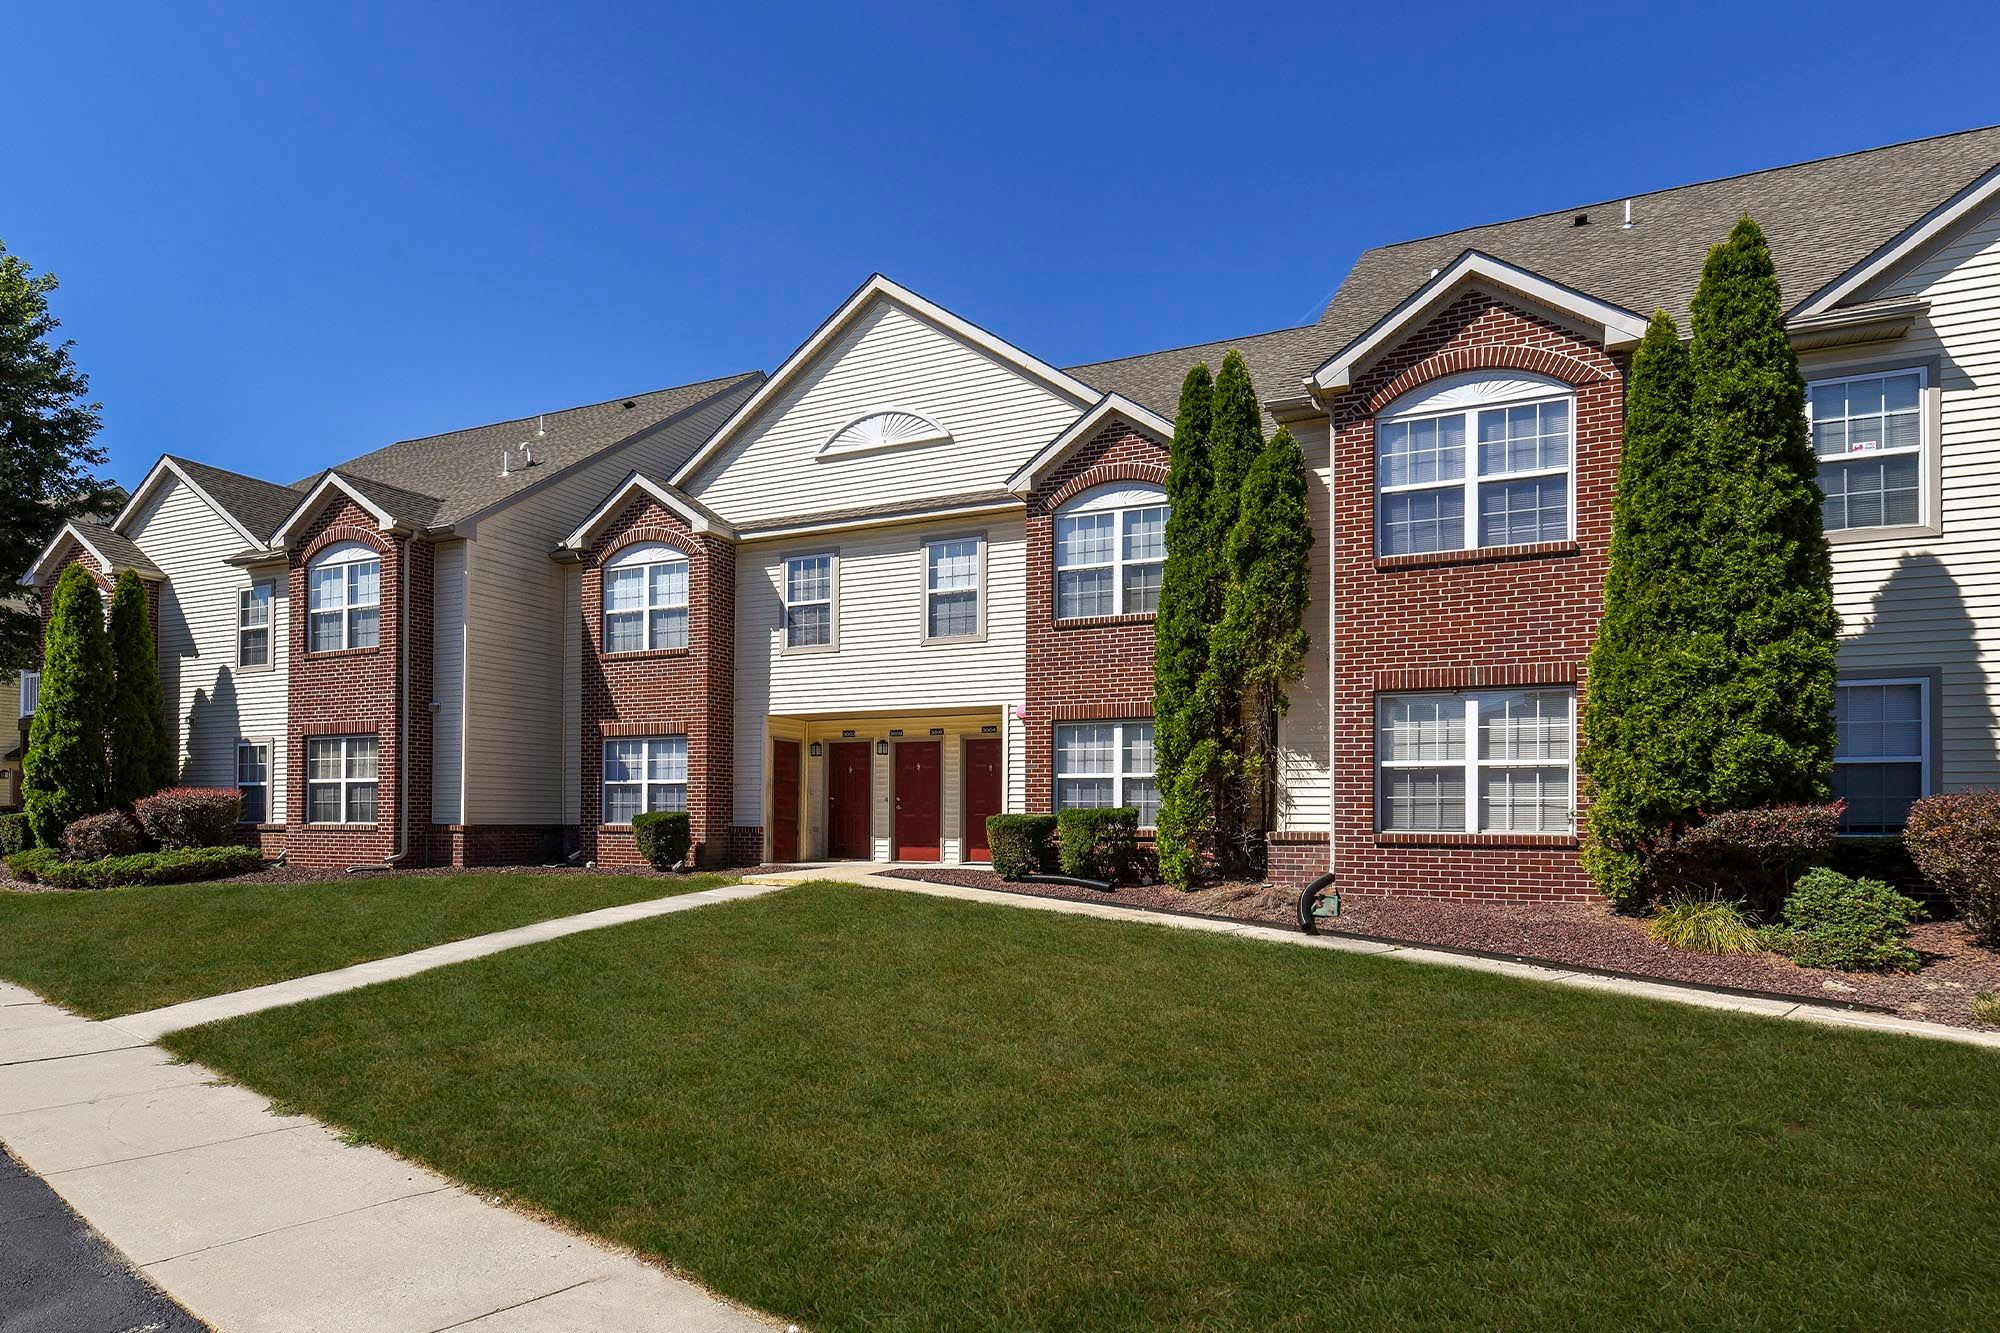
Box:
18;670;38;718
1377;374;1573;556
1833;678;1928;833
1377;689;1573;834
602;737;687;823
238;581;274;668
1810;368;1925;533
1053;720;1158;827
237;741;269;824
924;538;982;641
783;553;835;649
306;542;381;652
306;735;377;824
603;543;689;653
1054;484;1169;619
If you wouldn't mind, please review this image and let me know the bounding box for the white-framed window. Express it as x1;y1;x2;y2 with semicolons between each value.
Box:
1054;720;1158;828
924;537;982;641
1833;677;1928;834
783;553;835;650
1055;483;1169;619
602;736;688;824
1377;688;1574;834
306;541;381;652
238;581;274;668
1376;373;1573;556
1810;368;1925;532
18;670;37;718
603;543;689;654
237;741;269;824
306;735;378;824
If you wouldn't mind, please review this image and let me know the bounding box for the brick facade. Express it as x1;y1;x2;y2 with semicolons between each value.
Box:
1329;290;1625;901
577;496;737;868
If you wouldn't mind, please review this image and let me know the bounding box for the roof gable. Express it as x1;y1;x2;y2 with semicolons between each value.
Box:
24;521;164;586
271;472;439;546
557;472;735;551
113;456;290;549
1005;394;1174;495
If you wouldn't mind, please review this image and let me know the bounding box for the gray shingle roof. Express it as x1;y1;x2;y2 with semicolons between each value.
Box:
165;456;310;543
74;524;163;577
1068;324;1335;429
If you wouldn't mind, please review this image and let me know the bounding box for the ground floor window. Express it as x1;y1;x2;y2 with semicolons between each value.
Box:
1833;677;1928;834
1377;688;1573;834
237;741;269;824
604;736;688;824
306;735;377;824
1054;721;1157;827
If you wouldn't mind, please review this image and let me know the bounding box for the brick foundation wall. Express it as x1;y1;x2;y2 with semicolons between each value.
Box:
578;496;735;868
1330;290;1624;902
1266;831;1330;890
422;823;568;867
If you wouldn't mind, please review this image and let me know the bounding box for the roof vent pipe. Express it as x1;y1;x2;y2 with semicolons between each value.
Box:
1622;199;1634;229
500;449;511;477
535;413;546;438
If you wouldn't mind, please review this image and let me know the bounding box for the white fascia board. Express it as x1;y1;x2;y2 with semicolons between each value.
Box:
1004;393;1175;496
22;521;164;586
1791;162;2000;319
114;455;263;549
668;273;1102;491
270;473;396;547
1310;251;1648;392
556;473;735;553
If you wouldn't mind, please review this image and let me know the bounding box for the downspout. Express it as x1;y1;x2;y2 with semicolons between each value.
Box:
384;534;413;866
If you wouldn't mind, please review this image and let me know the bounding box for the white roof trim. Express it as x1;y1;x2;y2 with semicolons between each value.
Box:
113;455;263;549
270;473;397;547
1792;161;2000;320
1308;250;1649;392
22;521;164;586
557;472;735;552
1004;393;1175;496
669;273;1102;491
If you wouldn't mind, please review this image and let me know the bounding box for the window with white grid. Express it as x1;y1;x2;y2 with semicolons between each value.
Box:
603;737;688;824
306;735;377;824
783;554;834;649
237;741;269;824
238;581;274;668
1376;375;1573;556
1054;721;1158;827
925;538;982;640
1833;678;1927;833
1810;369;1925;532
306;542;381;652
1054;483;1169;619
1378;689;1573;834
603;543;689;654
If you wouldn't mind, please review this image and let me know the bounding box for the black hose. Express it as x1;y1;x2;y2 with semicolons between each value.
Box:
1297;872;1338;934
1020;872;1114;892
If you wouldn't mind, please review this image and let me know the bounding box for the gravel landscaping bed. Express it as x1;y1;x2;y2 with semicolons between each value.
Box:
879;867;2000;1031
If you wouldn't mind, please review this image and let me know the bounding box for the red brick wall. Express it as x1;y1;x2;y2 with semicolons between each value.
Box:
1330;290;1624;902
1023;422;1168;812
577;496;736;867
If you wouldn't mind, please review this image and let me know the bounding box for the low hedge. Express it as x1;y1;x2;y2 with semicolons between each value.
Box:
1057;807;1138;881
0;812;31;856
987;814;1058;881
63;811;144;861
632;810;692;871
6;845;264;891
1904;791;2000;943
135;787;243;849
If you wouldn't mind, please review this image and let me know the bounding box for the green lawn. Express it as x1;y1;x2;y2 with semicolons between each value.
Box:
0;871;731;1018
168;883;2000;1331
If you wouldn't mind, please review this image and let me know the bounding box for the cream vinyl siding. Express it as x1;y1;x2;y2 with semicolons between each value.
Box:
1826;197;2000;791
123;476;289;819
733;517;1027;824
461;387;751;826
683;298;1083;525
1277;416;1333;832
430;541;467;824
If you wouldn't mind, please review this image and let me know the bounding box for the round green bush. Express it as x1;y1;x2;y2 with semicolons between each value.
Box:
632;811;691;870
1777;867;1925;972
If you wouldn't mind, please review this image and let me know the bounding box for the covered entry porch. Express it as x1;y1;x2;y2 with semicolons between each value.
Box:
764;707;1015;865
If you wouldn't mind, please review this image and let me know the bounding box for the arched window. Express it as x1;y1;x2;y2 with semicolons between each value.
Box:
1054;482;1169;619
306;540;381;652
1375;372;1574;556
603;541;689;654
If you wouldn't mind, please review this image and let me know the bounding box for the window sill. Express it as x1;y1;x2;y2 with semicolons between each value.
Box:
306;646;382;658
1053;612;1157;629
1824;523;1939;546
1375;541;1579;571
603;647;691;660
1375;831;1578;849
302;822;379;830
237;822;284;831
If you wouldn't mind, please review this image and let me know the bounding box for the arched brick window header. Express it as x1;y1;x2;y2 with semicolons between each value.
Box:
300;523;394;563
1046;460;1169;511
1365;343;1612;416
595;524;701;568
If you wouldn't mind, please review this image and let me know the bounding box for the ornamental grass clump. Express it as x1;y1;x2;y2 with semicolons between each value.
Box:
1645;896;1761;955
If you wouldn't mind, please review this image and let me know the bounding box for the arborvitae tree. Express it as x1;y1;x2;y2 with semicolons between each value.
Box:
1580;311;1702;905
1197;351;1266;874
108;569;173;805
22;564;114;844
1153;364;1217;890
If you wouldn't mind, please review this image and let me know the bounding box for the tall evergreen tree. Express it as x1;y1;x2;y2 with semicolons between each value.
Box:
23;564;114;845
0;240;110;677
1153;364;1217;890
108;569;174;805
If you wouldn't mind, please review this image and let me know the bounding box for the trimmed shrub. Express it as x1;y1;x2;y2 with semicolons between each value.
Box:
1904;791;2000;943
0;812;32;855
62;810;142;861
134;787;242;850
1775;867;1924;973
987;814;1058;881
1652;802;1842;913
108;568;174;805
1057;808;1138;881
631;810;691;871
7;844;262;891
1645;897;1760;955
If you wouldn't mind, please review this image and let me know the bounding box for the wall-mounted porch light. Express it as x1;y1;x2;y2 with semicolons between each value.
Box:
808;741;823;758
876;739;889;756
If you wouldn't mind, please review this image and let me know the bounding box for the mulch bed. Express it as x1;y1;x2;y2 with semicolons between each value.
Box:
879;868;2000;1032
0;860;731;894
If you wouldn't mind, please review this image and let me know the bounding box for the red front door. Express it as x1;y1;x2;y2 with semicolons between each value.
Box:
826;742;872;860
962;738;1002;863
893;741;942;861
770;740;801;862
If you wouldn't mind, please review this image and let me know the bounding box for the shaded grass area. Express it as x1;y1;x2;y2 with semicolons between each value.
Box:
0;872;730;1017
170;883;2000;1330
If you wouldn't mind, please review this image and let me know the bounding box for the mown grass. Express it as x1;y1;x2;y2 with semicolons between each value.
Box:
169;883;2000;1331
0;871;730;1017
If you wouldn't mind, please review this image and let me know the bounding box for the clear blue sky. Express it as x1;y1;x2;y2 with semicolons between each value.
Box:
9;1;2000;490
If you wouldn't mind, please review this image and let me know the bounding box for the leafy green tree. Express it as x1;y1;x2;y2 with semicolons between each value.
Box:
23;564;114;844
1153;364;1218;890
0;240;110;677
108;569;174;804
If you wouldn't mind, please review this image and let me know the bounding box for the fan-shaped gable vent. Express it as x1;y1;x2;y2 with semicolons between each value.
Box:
819;408;952;459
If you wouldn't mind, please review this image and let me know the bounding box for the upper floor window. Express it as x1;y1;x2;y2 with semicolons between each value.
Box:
238;581;274;668
307;541;380;652
1833;677;1928;834
924;538;983;641
784;553;835;650
1811;368;1925;533
1055;483;1168;619
18;670;38;718
1377;688;1574;834
1376;373;1573;557
603;543;688;654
